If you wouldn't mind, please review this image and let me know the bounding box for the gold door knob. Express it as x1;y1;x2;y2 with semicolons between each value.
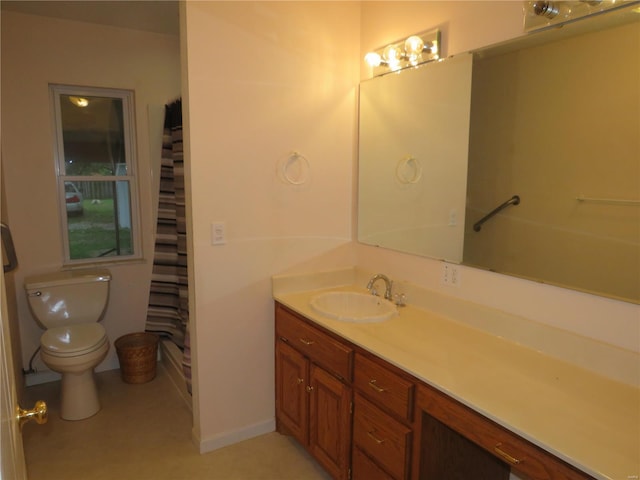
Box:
16;401;48;429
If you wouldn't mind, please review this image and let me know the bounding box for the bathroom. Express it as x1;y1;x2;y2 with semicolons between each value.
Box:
1;1;638;478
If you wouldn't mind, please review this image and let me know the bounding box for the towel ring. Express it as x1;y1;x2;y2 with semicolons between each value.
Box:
281;151;310;185
396;156;422;184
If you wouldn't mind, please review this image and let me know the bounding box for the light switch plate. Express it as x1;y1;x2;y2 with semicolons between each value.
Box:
211;222;226;245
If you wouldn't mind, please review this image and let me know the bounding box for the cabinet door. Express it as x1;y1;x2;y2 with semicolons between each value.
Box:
275;340;308;446
309;364;352;480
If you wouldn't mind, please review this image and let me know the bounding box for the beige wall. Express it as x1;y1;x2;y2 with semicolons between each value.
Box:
182;1;359;450
0;11;181;378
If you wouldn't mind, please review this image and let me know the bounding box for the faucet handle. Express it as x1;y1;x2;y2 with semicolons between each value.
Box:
393;292;406;307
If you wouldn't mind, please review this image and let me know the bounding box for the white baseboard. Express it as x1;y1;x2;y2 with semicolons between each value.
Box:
24;370;61;387
159;340;191;410
196;418;276;454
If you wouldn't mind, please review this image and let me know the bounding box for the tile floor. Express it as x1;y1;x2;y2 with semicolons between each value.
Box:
22;366;331;480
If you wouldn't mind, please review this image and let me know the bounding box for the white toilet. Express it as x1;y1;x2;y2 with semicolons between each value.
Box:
24;268;111;421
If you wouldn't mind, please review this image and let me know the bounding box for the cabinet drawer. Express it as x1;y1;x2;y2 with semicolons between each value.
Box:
354;353;414;421
416;385;594;480
353;394;412;480
276;306;352;381
352;447;394;480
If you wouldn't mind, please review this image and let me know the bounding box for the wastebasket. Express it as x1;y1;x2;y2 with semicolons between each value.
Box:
114;332;159;384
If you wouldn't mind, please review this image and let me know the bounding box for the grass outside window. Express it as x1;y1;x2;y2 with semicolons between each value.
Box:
67;199;132;259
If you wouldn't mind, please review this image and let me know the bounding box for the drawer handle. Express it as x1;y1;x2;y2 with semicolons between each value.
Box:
494;443;522;465
299;338;315;346
279;336;289;343
306;385;314;393
296;378;304;384
367;430;386;444
368;379;387;393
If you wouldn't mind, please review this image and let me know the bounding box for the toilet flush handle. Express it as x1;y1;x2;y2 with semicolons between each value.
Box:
28;291;42;297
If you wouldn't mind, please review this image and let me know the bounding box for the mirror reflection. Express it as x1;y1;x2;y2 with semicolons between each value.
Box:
358;54;473;263
358;6;639;303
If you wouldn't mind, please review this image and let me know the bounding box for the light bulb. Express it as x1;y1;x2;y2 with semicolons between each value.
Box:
383;44;403;63
404;35;425;55
69;96;89;107
408;53;422;66
364;52;382;67
388;60;402;72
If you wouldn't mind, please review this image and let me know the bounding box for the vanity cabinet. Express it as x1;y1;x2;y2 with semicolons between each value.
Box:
275;304;353;480
275;302;596;480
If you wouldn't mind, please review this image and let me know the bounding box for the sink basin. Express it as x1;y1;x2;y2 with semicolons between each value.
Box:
309;292;397;323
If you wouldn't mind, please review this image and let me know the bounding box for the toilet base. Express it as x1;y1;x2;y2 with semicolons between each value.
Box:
60;369;100;420
40;339;110;421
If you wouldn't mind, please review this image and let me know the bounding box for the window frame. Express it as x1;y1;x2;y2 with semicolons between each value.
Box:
50;84;143;265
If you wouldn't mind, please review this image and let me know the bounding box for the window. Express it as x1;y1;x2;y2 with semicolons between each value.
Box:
50;85;141;264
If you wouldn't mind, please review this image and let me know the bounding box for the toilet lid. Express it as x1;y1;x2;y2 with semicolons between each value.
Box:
41;324;107;357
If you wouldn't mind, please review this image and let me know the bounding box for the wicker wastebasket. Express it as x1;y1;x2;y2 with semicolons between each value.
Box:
114;332;159;384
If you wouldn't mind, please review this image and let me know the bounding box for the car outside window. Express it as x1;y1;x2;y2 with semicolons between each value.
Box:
50;85;141;264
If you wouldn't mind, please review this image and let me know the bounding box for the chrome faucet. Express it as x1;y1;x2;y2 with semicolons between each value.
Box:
366;273;393;301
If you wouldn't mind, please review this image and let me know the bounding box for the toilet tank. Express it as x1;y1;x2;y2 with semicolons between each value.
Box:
24;269;111;329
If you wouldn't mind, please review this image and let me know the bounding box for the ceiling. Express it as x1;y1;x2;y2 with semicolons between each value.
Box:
1;0;180;35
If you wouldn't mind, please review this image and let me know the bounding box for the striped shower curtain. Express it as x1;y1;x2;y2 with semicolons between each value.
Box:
145;99;191;394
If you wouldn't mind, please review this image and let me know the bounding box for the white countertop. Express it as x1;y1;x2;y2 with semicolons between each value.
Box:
273;276;640;480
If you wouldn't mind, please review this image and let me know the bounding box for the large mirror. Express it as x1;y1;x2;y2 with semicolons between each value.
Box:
358;5;639;303
358;53;473;263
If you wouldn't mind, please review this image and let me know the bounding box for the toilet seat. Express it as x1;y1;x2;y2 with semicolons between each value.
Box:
41;324;108;358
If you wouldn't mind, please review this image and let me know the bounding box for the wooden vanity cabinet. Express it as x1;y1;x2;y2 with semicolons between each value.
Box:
275;302;596;480
275;304;353;480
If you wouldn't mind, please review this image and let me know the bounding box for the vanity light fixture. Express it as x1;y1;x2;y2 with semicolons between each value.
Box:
364;28;440;77
524;0;640;32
